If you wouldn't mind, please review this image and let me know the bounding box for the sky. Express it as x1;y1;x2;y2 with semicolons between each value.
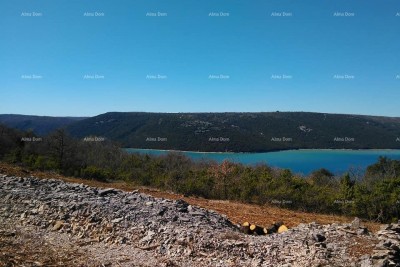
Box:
1;0;399;117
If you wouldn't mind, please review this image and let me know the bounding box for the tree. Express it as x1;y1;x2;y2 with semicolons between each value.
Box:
339;173;355;215
209;160;235;199
46;129;74;170
366;157;400;181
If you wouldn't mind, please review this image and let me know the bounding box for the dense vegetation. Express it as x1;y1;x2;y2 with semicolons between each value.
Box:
0;114;86;135
1;123;400;223
65;112;400;152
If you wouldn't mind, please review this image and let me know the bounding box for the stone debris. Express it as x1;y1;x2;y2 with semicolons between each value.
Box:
369;223;400;266
52;220;64;231
1;174;399;266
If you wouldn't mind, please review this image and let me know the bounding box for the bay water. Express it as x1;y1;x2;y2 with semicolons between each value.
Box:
125;148;400;175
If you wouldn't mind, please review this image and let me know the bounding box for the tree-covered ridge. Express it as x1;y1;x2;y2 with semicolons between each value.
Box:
0;114;87;136
66;112;400;152
1;123;400;223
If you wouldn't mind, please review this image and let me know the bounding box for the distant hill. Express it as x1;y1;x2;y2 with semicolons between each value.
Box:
66;112;400;152
0;114;87;136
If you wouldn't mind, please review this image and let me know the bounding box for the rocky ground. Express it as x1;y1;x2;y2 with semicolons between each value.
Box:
1;174;400;267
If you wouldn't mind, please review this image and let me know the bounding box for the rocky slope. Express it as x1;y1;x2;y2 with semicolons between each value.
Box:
1;174;400;267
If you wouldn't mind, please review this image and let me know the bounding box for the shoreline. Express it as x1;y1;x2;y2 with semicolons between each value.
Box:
124;148;400;154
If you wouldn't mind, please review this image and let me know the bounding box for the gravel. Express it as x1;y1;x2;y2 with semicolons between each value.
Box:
1;174;400;267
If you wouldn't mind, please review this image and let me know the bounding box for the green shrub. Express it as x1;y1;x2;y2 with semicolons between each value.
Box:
80;166;110;182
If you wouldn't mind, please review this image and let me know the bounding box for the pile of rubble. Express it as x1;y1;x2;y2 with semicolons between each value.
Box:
1;174;400;266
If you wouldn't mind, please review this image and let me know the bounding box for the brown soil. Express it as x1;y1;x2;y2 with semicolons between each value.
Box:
0;223;96;267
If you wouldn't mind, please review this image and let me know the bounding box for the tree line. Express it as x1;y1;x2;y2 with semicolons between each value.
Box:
1;124;400;223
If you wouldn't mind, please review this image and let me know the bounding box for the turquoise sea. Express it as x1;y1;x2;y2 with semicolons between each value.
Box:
125;149;400;175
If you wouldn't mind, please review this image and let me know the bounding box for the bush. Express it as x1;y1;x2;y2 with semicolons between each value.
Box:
80;166;110;182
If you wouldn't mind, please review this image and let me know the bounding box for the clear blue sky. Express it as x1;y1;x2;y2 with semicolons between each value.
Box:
1;0;399;117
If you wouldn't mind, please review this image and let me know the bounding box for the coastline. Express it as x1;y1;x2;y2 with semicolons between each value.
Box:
124;147;400;154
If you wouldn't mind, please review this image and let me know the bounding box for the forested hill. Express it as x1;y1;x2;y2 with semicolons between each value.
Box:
65;112;400;152
0;114;87;135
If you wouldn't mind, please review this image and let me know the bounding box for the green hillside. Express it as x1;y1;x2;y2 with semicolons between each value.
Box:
0;114;87;135
66;112;400;152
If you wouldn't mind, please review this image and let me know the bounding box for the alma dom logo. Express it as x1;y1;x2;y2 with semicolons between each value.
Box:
271;12;293;17
333;12;355;17
146;12;168;17
21;12;42;17
146;137;167;142
21;74;42;79
146;74;167;79
83;136;105;142
208;12;229;17
83;12;105;17
271;74;292;80
83;74;104;79
334;137;355;142
21;137;42;142
333;74;355;80
208;74;230;79
271;137;293;142
208;137;230;142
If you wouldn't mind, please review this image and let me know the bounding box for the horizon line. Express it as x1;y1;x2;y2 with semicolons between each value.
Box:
1;111;399;119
